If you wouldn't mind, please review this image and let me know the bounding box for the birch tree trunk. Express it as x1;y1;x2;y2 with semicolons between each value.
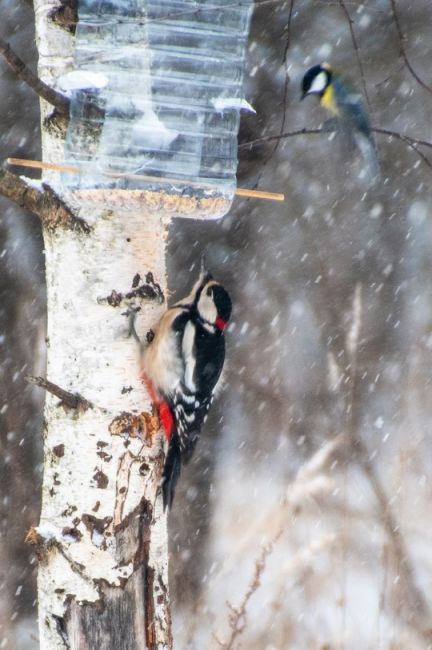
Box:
33;3;173;648
31;5;229;646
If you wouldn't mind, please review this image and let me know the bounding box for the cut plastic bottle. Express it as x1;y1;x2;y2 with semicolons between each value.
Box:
62;0;253;216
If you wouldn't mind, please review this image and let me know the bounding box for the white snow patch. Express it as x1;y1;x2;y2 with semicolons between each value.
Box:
35;522;62;541
57;70;109;93
398;81;411;96
359;14;371;28
318;43;332;58
212;97;256;113
408;200;428;225
92;529;105;547
132;109;179;148
20;176;44;191
369;203;383;219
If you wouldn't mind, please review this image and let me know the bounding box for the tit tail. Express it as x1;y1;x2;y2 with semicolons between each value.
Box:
162;435;182;511
355;132;381;184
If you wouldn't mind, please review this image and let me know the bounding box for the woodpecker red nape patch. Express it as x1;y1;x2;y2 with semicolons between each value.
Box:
215;317;227;331
159;401;174;440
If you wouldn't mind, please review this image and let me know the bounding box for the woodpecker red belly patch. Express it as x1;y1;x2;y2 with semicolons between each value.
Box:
159;401;174;440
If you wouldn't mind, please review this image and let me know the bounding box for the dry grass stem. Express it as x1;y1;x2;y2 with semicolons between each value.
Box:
218;533;282;650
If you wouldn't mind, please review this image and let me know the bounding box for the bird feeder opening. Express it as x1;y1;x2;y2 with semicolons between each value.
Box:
60;0;253;219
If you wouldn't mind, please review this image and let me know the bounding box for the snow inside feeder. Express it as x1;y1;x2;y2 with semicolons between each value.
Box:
61;0;253;218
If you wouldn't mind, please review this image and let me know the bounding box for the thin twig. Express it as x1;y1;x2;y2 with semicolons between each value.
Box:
250;0;295;192
354;437;431;633
25;375;93;412
342;284;431;637
373;127;432;168
282;0;295;62
0;168;90;232
239;126;432;169
278;0;295;142
239;127;322;149
241;126;432;150
341;283;363;638
221;534;281;650
272;0;295;150
389;0;432;95
338;0;371;108
0;37;70;114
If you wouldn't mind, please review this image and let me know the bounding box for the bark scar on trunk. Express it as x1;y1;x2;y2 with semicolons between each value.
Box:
52;614;70;648
49;0;79;34
98;271;165;307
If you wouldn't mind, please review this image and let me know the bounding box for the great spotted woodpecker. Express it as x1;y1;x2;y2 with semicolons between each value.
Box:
142;270;232;510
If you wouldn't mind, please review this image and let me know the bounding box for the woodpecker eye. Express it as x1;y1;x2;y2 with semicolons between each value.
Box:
206;287;212;297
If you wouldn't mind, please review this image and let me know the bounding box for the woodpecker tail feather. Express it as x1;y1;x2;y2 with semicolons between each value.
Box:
162;435;182;510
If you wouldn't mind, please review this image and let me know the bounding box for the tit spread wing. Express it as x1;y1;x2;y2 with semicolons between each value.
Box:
332;75;371;137
332;74;379;179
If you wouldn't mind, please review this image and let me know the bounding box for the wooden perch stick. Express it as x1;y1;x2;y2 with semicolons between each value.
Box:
6;158;285;202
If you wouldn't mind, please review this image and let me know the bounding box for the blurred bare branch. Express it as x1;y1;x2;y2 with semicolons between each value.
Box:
342;283;431;639
240;126;432;168
278;0;295;144
389;0;432;95
338;0;371;108
251;0;295;190
0;37;70;114
355;438;432;639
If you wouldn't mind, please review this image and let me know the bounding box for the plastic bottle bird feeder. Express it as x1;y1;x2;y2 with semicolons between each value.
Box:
61;0;254;219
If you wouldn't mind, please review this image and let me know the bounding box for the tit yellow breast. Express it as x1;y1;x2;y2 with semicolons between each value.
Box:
320;84;340;116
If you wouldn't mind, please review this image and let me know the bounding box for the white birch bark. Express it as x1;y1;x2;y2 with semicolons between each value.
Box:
33;3;173;648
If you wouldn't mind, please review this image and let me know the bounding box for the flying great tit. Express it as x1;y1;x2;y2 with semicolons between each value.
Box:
301;62;379;179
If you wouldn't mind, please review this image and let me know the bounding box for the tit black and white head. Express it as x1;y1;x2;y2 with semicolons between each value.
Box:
301;62;333;100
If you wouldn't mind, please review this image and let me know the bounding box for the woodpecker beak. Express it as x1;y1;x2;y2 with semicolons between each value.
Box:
215;317;227;331
300;91;307;100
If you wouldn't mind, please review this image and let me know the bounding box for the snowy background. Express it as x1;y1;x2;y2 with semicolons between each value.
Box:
1;0;432;648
